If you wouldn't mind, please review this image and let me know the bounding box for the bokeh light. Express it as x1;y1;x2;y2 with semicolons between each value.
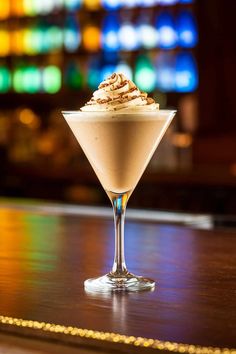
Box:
65;61;83;89
158;0;179;5
101;0;121;10
11;1;25;16
137;15;158;49
83;0;101;10
64;15;81;52
177;10;198;48
115;61;133;80
22;66;41;93
23;0;37;16
28;25;45;54
100;64;116;82
11;30;24;55
102;13;120;51
175;51;198;92
118;22;139;51
0;29;10;57
134;55;156;92
64;0;82;10
156;11;177;49
13;67;25;93
32;0;56;15
140;0;157;7
42;66;62;94
156;52;175;92
121;0;138;8
179;0;194;3
82;25;100;52
0;66;11;93
0;1;10;20
46;26;63;52
87;57;101;89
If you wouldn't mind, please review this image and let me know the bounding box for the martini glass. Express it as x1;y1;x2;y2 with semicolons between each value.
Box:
62;110;176;292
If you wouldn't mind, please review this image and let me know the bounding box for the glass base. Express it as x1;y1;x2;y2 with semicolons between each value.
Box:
84;272;155;293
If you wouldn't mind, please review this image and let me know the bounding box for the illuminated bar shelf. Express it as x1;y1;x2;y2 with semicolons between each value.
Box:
0;0;198;95
0;0;198;188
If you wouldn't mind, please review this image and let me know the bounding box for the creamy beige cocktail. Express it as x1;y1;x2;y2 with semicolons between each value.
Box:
62;73;176;292
65;111;173;194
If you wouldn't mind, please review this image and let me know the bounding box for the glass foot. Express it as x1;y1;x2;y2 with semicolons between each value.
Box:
84;272;155;293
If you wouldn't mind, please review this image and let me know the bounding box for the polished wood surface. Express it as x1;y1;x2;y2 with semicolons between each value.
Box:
0;199;236;351
0;333;102;354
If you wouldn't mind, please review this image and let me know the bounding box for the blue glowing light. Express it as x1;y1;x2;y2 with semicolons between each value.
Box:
179;0;194;3
156;11;177;49
101;0;121;10
175;52;198;92
38;22;50;53
102;14;120;52
64;0;82;10
177;10;198;48
137;15;158;49
100;64;116;82
64;15;81;52
139;0;156;7
115;61;133;80
121;0;138;8
156;53;175;92
118;22;139;51
158;0;179;5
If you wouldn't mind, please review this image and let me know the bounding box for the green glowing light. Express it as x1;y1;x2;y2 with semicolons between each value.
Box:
23;66;41;93
45;27;63;52
30;27;45;54
87;70;99;90
24;29;42;55
13;67;25;93
42;66;61;94
134;55;156;93
0;66;11;93
66;62;83;89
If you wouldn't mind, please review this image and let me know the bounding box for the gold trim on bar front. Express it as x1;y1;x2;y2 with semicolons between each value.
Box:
0;315;235;354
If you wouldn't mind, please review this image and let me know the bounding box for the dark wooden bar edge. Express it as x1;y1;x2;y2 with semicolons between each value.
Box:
0;315;235;354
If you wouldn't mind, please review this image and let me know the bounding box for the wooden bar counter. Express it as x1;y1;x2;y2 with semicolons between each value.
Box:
0;198;235;353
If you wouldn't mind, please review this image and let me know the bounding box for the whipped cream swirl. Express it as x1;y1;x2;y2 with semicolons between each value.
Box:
81;73;159;112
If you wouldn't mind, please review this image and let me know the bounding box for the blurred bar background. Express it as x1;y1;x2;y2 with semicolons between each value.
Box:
0;0;235;214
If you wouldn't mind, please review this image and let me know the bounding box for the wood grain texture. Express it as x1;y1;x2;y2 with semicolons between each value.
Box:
0;200;235;349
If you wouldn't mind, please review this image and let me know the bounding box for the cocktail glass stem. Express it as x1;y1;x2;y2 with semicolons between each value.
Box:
108;191;130;275
84;189;155;292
